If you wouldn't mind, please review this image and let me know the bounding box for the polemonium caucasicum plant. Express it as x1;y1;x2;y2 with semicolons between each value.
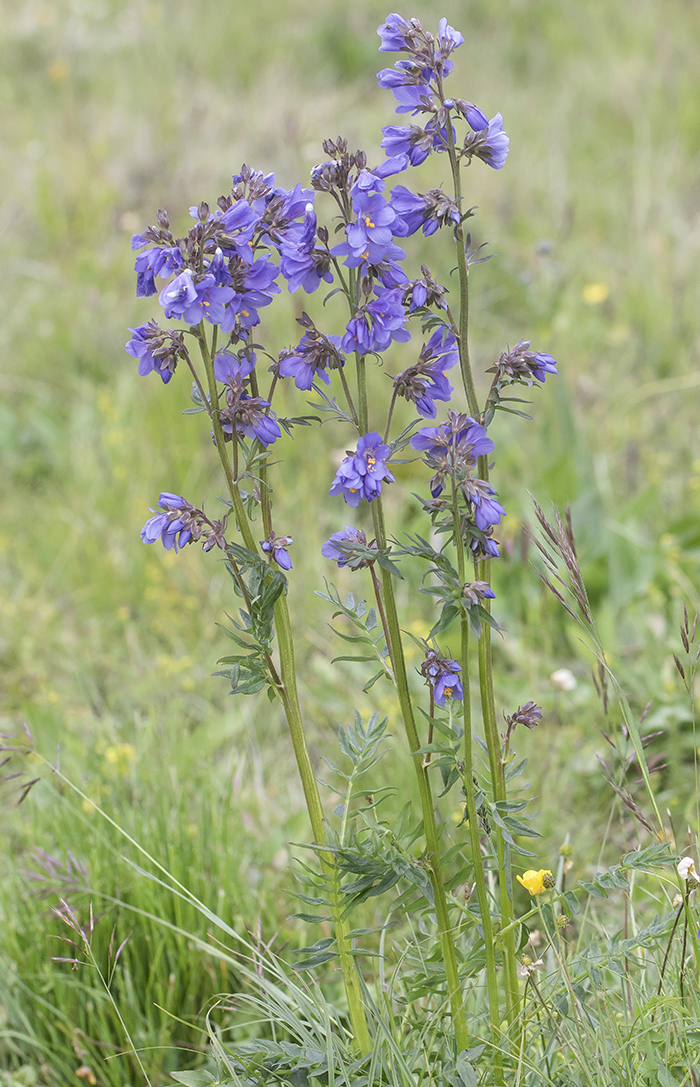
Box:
124;11;565;1077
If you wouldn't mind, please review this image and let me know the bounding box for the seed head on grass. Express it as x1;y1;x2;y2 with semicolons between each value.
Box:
532;499;593;625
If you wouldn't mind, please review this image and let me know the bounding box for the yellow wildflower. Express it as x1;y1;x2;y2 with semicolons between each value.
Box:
516;869;554;895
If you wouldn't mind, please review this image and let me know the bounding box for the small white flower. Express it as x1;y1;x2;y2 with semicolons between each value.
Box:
519;956;544;978
677;856;699;883
672;893;683;909
550;668;577;692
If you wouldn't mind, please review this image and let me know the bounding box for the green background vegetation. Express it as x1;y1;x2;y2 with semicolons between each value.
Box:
1;0;699;1082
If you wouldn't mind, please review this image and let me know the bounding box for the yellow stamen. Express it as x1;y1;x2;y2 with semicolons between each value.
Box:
367;455;376;467
364;216;375;228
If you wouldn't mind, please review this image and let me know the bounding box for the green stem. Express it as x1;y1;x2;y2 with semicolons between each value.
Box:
356;353;368;433
371;498;468;1054
451;480;502;1069
445;125;479;419
444;118;520;1015
477;551;520;1016
197;327;370;1051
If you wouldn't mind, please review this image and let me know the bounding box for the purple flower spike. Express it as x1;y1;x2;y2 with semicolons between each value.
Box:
140;493;193;552
329;433;395;506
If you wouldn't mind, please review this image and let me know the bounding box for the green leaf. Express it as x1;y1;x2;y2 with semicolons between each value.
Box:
171;1072;217;1087
363;669;387;692
331;655;378;664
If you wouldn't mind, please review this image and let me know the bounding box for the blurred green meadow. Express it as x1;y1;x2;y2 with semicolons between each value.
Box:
1;0;700;1082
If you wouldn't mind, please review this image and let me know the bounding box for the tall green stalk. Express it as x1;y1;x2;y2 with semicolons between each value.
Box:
450;479;502;1073
445;128;520;1015
196;328;371;1053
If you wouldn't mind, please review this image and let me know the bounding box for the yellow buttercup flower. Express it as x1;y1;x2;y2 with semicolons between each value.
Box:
516;869;554;895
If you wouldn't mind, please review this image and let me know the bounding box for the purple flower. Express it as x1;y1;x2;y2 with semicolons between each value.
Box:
332;190;407;267
411;411;497;503
531;352;558;382
462;581;496;607
279;205;333;294
420;648;463;705
454;100;489;130
411;415;494;461
472;534;500;560
389;185;428;235
435;17;464;59
471;488;506;532
377;13;413;52
329;432;395;506
158;271;235;325
463;113;510;170
377;62;434;114
393;326;457;418
220;256;280;333
125;323;169;382
381;124;434;166
261;532;293;570
278;332;345;391
390;185;460;237
133;243;183;298
219;381;282;447
214;349;256;383
158;270;197;319
434;669;463;705
219;199;260;262
235;398;282;445
341;287;410;355
125;321;183;384
140;493;193;551
375;154;410;178
208;247;232;287
321;525;370;567
490;340;559;385
350;169;386;198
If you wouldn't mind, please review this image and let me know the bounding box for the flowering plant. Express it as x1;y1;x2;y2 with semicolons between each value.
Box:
118;12;679;1084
